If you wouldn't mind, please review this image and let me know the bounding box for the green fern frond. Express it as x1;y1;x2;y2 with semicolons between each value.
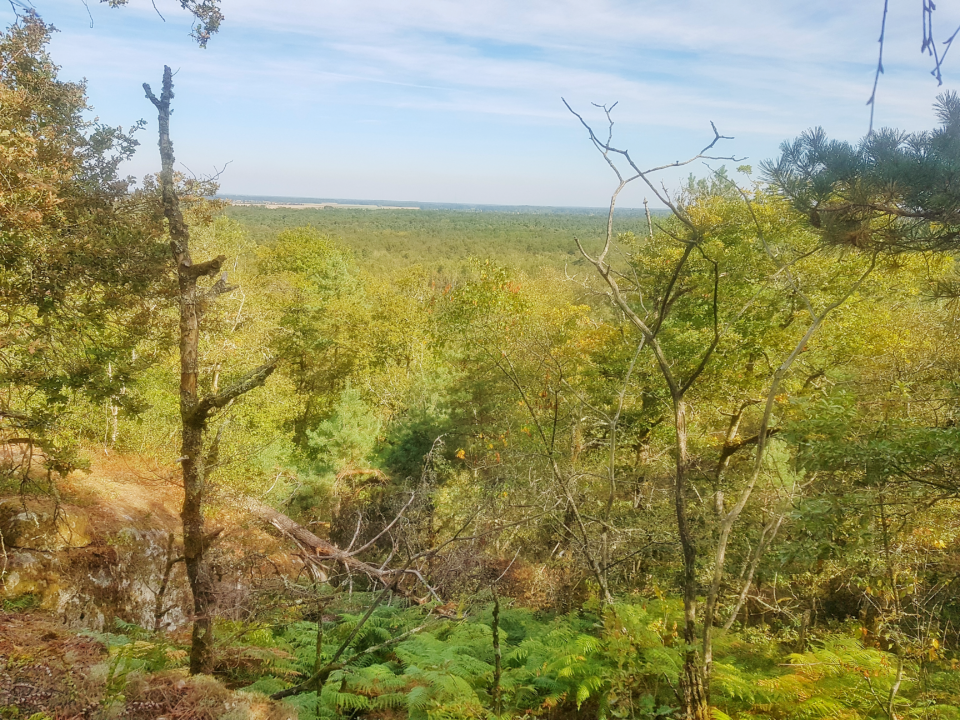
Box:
795;695;853;719
327;690;370;711
642;646;682;681
370;691;407;709
575;683;591;708
505;646;528;665
407;685;431;711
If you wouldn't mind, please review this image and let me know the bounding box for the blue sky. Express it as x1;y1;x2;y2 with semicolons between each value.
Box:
15;0;960;206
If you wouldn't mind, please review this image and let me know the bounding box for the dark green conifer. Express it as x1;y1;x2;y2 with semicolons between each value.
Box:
765;91;960;251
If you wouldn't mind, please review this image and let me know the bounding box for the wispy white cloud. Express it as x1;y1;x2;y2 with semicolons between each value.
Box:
20;0;960;205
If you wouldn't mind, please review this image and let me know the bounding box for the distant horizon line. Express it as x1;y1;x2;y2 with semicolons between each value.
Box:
221;193;667;215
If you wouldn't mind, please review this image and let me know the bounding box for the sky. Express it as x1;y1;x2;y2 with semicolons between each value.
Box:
12;0;960;207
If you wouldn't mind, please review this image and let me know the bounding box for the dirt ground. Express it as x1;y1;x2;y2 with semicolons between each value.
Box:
0;609;295;719
0;451;303;719
0;611;108;718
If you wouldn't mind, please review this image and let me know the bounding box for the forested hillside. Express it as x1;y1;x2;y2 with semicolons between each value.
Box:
5;10;960;720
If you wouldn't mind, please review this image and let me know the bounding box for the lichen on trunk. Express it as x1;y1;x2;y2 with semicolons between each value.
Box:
144;66;276;675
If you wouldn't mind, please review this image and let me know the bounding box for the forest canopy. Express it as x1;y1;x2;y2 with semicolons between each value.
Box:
4;10;960;720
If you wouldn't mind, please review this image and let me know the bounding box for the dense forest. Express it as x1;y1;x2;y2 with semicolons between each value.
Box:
221;206;661;274
5;10;960;720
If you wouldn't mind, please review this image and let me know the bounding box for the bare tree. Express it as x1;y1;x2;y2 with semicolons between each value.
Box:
144;65;277;674
565;100;879;719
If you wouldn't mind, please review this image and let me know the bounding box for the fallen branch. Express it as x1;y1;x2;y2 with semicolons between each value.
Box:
242;495;433;600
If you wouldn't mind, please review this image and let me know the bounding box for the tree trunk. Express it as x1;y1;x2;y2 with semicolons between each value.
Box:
143;66;214;675
797;607;812;652
243;496;421;593
181;423;215;673
680;659;709;720
673;399;710;720
491;588;503;719
722;513;784;632
145;66;274;675
244;496;343;555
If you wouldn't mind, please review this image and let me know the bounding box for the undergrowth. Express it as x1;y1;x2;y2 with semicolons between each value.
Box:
1;593;40;612
20;602;959;719
227;597;960;720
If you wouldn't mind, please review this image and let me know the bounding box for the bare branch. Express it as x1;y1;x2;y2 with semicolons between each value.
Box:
204;272;238;300
700;121;734;155
347;492;416;556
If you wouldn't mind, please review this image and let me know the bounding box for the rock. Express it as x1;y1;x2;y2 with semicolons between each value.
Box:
0;499;90;551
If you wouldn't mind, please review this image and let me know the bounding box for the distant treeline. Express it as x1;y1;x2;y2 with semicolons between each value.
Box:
223;195;668;215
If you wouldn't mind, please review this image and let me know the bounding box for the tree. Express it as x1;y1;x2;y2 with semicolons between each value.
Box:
565;102;888;719
765;91;960;254
0;12;167;479
143;65;276;674
440;260;627;603
256;226;357;443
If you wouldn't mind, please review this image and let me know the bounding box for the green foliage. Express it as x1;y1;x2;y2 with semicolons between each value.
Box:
78;619;189;710
83;619;189;676
1;593;40;612
9;23;960;717
766;90;960;252
755;636;913;719
231;598;960;720
306;388;381;472
240;600;691;720
0;13;168;472
225;205;642;275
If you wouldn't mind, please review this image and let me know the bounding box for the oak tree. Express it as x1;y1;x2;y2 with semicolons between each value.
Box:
0;12;167;478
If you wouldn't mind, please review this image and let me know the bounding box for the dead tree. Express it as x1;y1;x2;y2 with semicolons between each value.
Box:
241;441;522;702
144;66;277;675
241;494;434;600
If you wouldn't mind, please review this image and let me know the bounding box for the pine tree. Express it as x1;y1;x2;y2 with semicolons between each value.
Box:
765;91;960;252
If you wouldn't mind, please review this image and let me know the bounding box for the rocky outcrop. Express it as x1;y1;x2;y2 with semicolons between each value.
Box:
0;464;292;633
1;498;192;630
0;499;91;551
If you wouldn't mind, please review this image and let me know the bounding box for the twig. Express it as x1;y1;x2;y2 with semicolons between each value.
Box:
80;0;93;27
347;492;415;556
867;0;889;134
493;548;520;586
0;527;7;589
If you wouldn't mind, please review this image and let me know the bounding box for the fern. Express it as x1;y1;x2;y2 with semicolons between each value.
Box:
232;598;937;720
751;635;916;720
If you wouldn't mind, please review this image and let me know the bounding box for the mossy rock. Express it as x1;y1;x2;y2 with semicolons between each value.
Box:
0;499;90;551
